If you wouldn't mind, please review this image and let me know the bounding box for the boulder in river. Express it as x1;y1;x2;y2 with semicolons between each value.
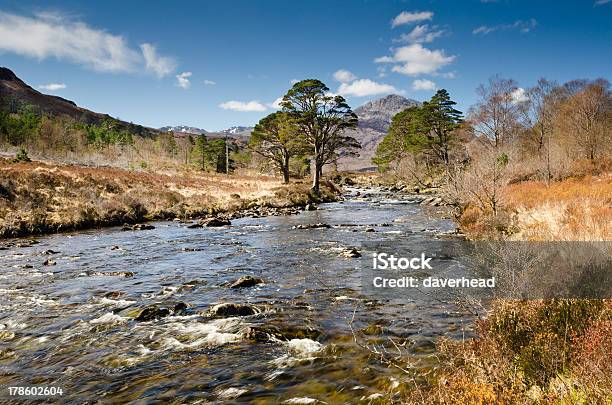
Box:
43;259;56;266
86;270;134;278
292;223;331;230
341;247;361;258
204;218;231;227
229;275;264;289
244;324;321;343
122;223;155;231
305;203;317;211
135;305;171;322
208;303;260;318
104;291;123;299
187;223;203;229
133;302;188;321
42;249;60;255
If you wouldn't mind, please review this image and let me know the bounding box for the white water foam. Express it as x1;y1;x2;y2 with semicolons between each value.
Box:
89;312;127;325
217;387;248;399
97;297;137;307
268;338;324;377
156;318;243;351
282;398;324;404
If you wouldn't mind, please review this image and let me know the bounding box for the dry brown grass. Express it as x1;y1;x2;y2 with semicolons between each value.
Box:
457;171;612;241
0;158;326;237
505;173;612;241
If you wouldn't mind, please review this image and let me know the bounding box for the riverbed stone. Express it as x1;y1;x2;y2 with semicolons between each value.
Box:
43;259;56;266
135;305;171;321
229;275;264;289
86;270;134;278
104;291;123;299
341;247;362;258
305;203;317;211
208;303;260;317
244;324;321;343
122;223;155;231
292;223;331;230
204;218;231;227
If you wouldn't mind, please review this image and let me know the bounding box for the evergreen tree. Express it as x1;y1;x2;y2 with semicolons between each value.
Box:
281;79;359;194
250;112;305;183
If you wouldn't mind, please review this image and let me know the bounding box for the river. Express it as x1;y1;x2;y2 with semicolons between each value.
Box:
0;187;476;404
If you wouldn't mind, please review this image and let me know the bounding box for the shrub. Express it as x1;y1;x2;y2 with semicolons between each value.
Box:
13;148;31;162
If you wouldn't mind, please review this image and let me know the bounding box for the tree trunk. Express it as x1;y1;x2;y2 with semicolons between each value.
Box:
311;160;322;195
282;154;290;184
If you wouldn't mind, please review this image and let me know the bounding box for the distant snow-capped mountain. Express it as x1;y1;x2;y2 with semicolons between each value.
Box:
159;125;254;138
220;126;254;135
159;125;207;135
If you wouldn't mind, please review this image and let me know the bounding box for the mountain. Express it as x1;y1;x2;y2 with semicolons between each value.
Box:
159;125;207;135
221;126;253;136
339;94;420;171
159;125;254;140
0;67;158;137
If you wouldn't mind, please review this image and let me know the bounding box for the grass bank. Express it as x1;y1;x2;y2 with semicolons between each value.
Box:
0;158;337;238
422;174;611;403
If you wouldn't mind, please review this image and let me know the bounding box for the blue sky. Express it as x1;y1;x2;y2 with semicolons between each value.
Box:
0;0;610;130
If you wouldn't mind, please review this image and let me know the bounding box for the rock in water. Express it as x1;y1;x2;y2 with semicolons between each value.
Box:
122;223;155;231
305;203;317;211
341;247;362;258
43;259;56;266
292;223;331;230
229;275;264;288
208;303;260;317
244;324;321;343
204;218;231;227
135;305;171;321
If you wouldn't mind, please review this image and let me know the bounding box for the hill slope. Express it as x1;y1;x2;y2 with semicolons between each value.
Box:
0;67;158;137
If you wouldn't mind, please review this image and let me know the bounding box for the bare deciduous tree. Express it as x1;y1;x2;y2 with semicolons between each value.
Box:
469;75;522;147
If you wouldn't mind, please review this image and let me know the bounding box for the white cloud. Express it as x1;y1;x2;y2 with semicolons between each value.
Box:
412;79;437;91
203;79;216;85
511;87;529;104
333;69;357;83
38;83;66;91
375;44;456;76
290;79;300;85
268;97;284;109
0;11;141;73
594;0;611;5
394;24;445;44
473;19;537;35
337;79;400;97
0;11;177;77
219;100;267;112
175;71;192;89
391;11;433;28
140;43;176;78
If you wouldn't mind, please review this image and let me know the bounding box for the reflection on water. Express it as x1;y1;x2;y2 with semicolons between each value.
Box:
0;188;474;403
